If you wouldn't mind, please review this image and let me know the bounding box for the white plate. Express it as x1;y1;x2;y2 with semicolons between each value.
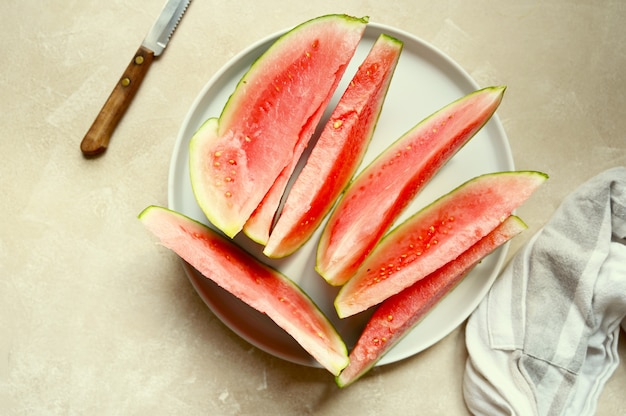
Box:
168;21;514;368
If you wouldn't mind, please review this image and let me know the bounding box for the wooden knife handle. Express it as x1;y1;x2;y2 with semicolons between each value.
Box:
80;45;155;157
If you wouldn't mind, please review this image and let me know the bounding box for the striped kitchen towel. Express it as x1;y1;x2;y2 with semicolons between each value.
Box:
463;167;626;416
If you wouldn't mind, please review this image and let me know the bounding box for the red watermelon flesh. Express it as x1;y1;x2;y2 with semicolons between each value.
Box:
316;86;506;286
189;15;367;238
242;98;328;244
335;171;547;318
336;215;527;387
263;33;403;258
138;206;349;376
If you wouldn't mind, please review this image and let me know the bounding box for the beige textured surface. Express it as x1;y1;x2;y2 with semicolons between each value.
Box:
2;0;626;414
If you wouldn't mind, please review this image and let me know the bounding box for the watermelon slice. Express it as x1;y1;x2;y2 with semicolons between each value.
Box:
138;206;349;375
336;215;527;387
263;33;403;258
316;86;506;286
335;171;547;318
189;14;368;238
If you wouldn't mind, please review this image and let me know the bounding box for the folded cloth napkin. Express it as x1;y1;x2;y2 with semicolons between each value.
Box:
463;167;626;416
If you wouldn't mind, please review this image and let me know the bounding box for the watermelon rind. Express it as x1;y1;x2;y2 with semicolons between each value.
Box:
336;215;527;387
138;206;349;375
334;170;548;318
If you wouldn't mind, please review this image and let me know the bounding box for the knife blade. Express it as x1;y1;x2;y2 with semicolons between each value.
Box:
80;0;191;157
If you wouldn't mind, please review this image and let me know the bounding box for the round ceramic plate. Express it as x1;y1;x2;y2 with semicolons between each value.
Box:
168;21;514;368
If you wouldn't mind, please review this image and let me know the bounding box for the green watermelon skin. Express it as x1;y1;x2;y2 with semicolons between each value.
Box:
336;215;527;387
189;15;367;238
138;206;349;376
263;33;403;258
316;87;506;286
335;171;547;318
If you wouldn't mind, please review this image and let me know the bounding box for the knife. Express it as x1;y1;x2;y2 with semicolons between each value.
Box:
80;0;191;157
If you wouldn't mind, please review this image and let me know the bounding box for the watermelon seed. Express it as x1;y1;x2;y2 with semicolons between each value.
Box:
225;191;232;198
214;151;222;157
387;315;394;322
333;120;343;129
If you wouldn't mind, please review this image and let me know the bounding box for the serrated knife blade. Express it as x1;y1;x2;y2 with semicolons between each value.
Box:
80;0;192;157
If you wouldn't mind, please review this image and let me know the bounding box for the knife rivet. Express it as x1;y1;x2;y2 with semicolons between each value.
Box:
121;77;131;87
134;55;144;65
